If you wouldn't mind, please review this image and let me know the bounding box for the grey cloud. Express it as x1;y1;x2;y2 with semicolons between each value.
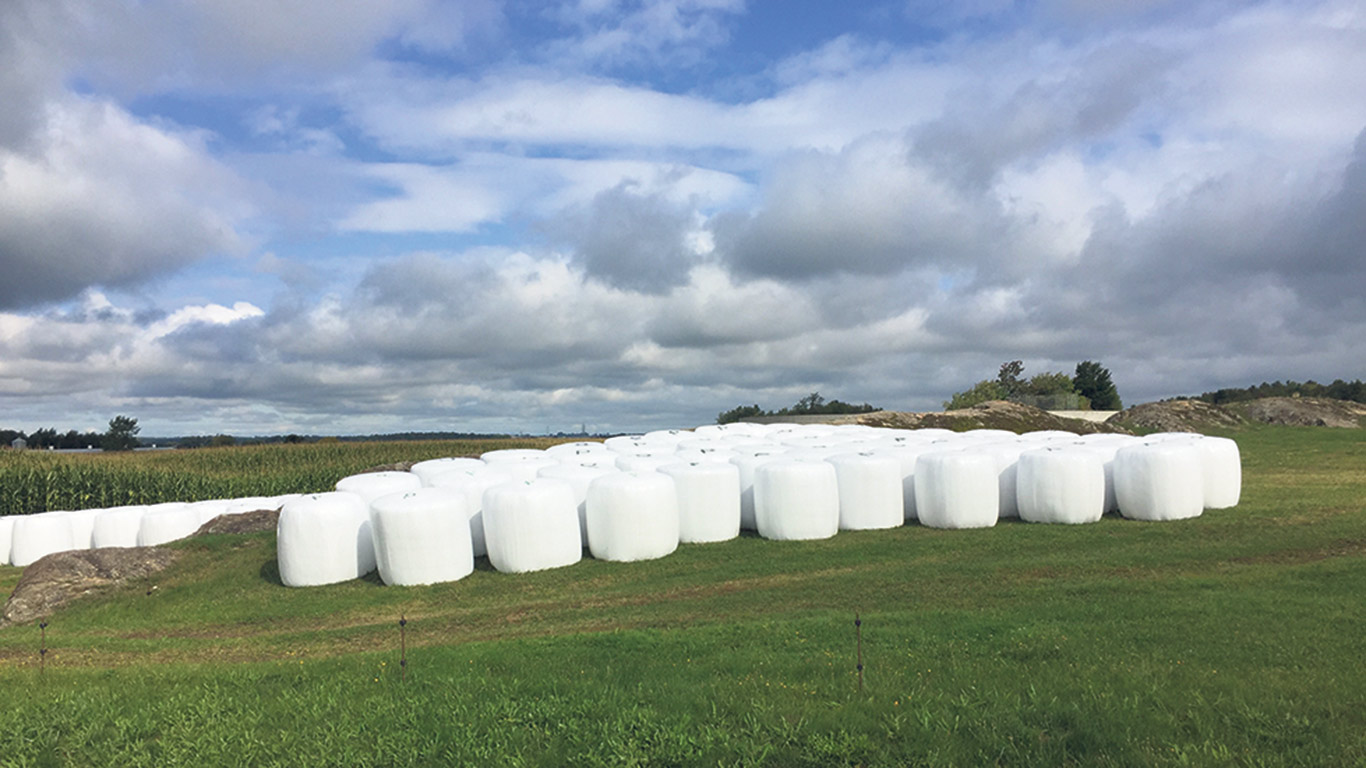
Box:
715;136;1003;280
912;40;1175;191
555;182;700;293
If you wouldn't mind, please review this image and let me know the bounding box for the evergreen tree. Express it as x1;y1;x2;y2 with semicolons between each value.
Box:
1073;361;1122;410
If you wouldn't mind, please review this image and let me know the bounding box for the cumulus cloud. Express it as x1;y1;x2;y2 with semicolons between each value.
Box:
0;97;252;310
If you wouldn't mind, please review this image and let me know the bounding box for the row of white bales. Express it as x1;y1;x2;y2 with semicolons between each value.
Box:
1;423;1241;586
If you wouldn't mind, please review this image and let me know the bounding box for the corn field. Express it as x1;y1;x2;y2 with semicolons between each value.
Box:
0;439;564;516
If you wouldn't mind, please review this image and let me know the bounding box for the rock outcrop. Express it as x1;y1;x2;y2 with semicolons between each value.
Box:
2;547;180;626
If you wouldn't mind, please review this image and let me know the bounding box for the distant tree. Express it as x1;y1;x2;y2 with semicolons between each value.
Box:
792;392;826;414
283;434;305;444
28;427;58;449
209;434;236;448
1073;361;1122;410
717;404;764;424
997;360;1025;396
1024;371;1077;396
102;415;141;452
944;380;1007;410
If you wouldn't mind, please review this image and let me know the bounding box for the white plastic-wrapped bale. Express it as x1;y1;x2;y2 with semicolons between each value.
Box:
368;488;473;586
614;454;679;473
973;442;1030;520
137;503;201;546
643;429;692;445
673;448;739;465
65;508;101;549
585;471;680;562
10;512;77;567
1015;447;1105;524
335;471;422;504
753;460;840;541
914;451;1000;529
480;448;551;463
826;452;903;530
544;441;610;459
481;479;582;574
659;461;741;543
1113;442;1204;521
956;429;1020;444
92;505;149;548
486;455;559;483
222;496;280;515
1195;436;1242;509
731;451;786;530
277;492;375;587
874;445;937;522
190;499;235;525
556;452;621;472
428;466;514;558
537;463;613;542
411;457;486;486
1022;430;1080;442
0;515;13;566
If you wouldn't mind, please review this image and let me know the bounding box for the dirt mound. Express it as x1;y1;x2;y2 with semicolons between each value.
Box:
1228;397;1365;428
852;401;1131;434
2;547;180;626
1106;400;1244;433
1108;397;1364;432
193;508;279;537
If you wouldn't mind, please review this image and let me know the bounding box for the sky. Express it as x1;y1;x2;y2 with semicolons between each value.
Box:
1;0;1364;436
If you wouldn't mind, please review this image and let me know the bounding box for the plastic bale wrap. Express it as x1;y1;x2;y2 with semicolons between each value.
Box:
1022;430;1081;442
544;442;610;459
277;492;375;587
537;463;612;543
10;512;77;567
674;448;740;465
0;515;13;566
753;460;840;541
585;471;681;562
488;456;559;483
1195;436;1242;509
428;466;514;557
190;499;235;525
411;457;487;486
66;508;101;549
875;445;939;522
972;442;1031;520
92;505;149;548
614;454;678;473
369;488;473;586
481;479;582;574
643;429;693;446
659;461;742;543
557;453;620;472
480;448;551;463
136;503;201;546
731;451;787;530
1113;443;1204;521
222;496;279;515
335;471;422;504
1016;447;1105;524
826;452;904;530
913;451;1000;529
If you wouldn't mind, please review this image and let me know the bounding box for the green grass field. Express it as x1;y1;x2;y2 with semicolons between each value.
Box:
0;427;1362;766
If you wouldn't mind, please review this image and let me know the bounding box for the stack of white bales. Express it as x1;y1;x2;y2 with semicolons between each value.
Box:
3;495;298;567
0;424;1242;584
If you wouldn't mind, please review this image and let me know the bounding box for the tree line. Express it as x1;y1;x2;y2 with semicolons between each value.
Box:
1;416;141;451
718;392;880;424
945;360;1122;411
1186;379;1366;405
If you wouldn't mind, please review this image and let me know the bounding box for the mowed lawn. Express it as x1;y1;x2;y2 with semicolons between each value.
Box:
0;426;1362;766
